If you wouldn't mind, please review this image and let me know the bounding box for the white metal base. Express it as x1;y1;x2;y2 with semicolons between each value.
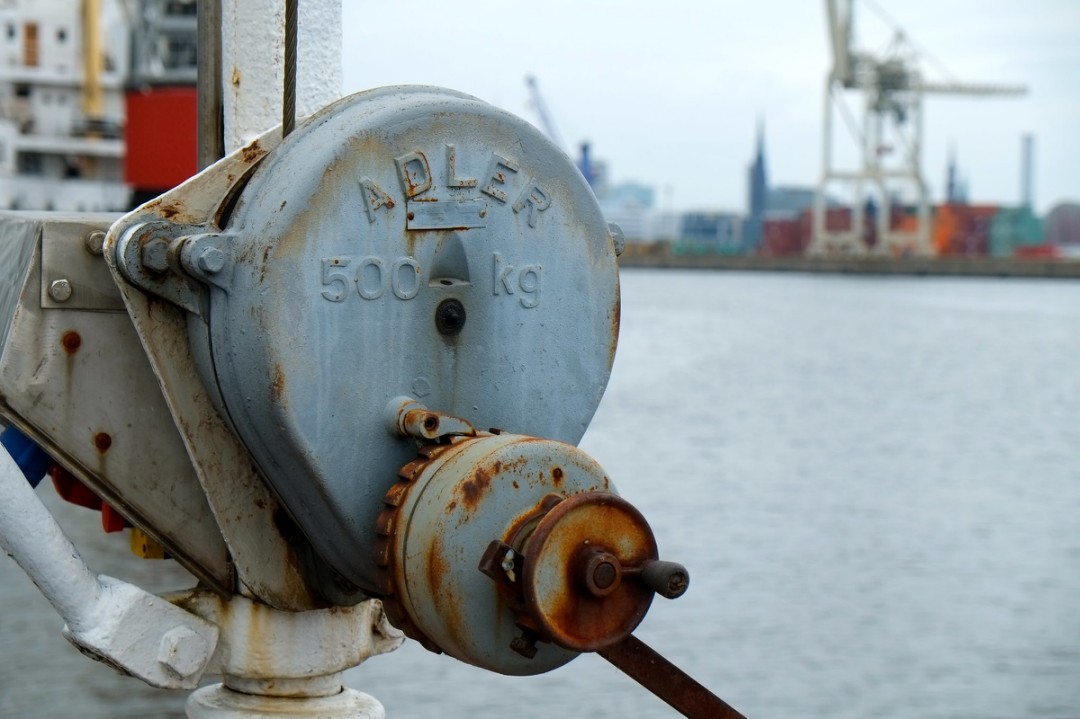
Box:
188;684;384;719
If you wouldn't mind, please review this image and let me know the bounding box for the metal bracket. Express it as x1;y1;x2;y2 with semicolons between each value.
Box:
102;130;321;610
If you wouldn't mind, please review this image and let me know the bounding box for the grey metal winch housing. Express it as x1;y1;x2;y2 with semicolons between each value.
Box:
110;86;622;598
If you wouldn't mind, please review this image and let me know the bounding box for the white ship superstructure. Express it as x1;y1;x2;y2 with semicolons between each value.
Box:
0;0;130;211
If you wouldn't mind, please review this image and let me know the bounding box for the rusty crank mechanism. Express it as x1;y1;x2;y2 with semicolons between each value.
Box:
378;403;747;719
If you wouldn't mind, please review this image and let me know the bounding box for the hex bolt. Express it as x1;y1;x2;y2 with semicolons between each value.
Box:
156;626;208;679
48;279;73;303
141;237;171;274
84;230;106;256
196;247;226;274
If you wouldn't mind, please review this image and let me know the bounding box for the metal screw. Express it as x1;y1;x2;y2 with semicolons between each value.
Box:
141;237;170;274
196;247;226;274
49;279;73;303
84;230;106;256
156;626;208;679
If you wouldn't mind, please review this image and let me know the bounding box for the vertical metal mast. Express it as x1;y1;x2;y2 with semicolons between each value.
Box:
197;0;224;170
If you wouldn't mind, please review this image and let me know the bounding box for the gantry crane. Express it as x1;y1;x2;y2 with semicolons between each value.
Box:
810;0;1026;257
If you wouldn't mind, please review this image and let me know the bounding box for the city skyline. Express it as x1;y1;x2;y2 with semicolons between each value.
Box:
341;0;1078;216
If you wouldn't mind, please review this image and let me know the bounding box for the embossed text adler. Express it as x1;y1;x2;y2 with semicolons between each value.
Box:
358;144;552;229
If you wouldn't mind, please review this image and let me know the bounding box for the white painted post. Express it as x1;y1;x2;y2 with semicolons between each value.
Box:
220;0;342;152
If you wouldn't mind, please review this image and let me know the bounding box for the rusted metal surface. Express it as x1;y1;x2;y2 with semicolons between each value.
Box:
173;590;403;681
375;432;614;675
521;491;657;652
599;634;748;719
0;213;233;593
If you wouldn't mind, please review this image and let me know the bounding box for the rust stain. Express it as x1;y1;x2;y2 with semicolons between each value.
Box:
241;139;263;164
459;466;492;511
231;66;241;88
609;291;622;370
270;363;285;402
60;331;81;354
551;466;564;486
93;432;112;453
259;244;272;283
159;203;182;219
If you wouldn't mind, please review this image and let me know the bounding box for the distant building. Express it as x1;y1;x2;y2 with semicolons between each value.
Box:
674;211;744;255
0;0;130;211
1046;203;1080;247
766;186;823;217
598;181;661;244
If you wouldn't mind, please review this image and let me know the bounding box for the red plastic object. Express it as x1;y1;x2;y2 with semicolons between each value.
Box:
124;85;198;193
49;465;129;533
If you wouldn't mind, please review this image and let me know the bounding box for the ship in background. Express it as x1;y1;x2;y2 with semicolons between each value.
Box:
0;0;197;213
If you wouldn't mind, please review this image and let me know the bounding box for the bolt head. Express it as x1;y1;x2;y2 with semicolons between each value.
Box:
608;221;626;257
196;247;226;274
49;279;73;302
141;238;171;274
84;230;106;256
157;626;208;679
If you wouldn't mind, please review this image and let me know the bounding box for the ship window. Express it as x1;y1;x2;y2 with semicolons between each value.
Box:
6;24;15;40
18;152;43;176
23;22;38;67
14;83;30;98
57;28;67;43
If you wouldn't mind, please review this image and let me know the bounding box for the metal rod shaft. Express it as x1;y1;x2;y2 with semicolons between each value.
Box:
197;0;224;170
283;0;298;137
598;634;747;719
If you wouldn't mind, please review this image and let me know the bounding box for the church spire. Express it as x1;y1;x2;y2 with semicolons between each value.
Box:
748;116;768;219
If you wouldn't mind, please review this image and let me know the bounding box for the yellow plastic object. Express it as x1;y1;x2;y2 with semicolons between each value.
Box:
131;527;166;559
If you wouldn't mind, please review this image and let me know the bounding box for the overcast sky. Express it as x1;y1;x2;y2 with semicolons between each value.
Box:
340;0;1078;215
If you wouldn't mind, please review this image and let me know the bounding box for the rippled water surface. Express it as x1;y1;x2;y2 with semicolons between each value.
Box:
3;269;1080;718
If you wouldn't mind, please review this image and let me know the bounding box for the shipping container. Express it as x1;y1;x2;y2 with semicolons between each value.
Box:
761;216;805;256
932;204;998;257
124;85;198;205
988;206;1044;258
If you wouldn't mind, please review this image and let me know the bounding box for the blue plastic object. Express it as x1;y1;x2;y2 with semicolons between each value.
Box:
0;426;52;488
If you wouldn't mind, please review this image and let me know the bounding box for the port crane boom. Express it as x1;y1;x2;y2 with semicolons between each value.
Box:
811;0;1026;257
524;74;565;150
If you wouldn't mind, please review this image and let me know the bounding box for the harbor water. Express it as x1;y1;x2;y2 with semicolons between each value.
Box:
2;268;1079;718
